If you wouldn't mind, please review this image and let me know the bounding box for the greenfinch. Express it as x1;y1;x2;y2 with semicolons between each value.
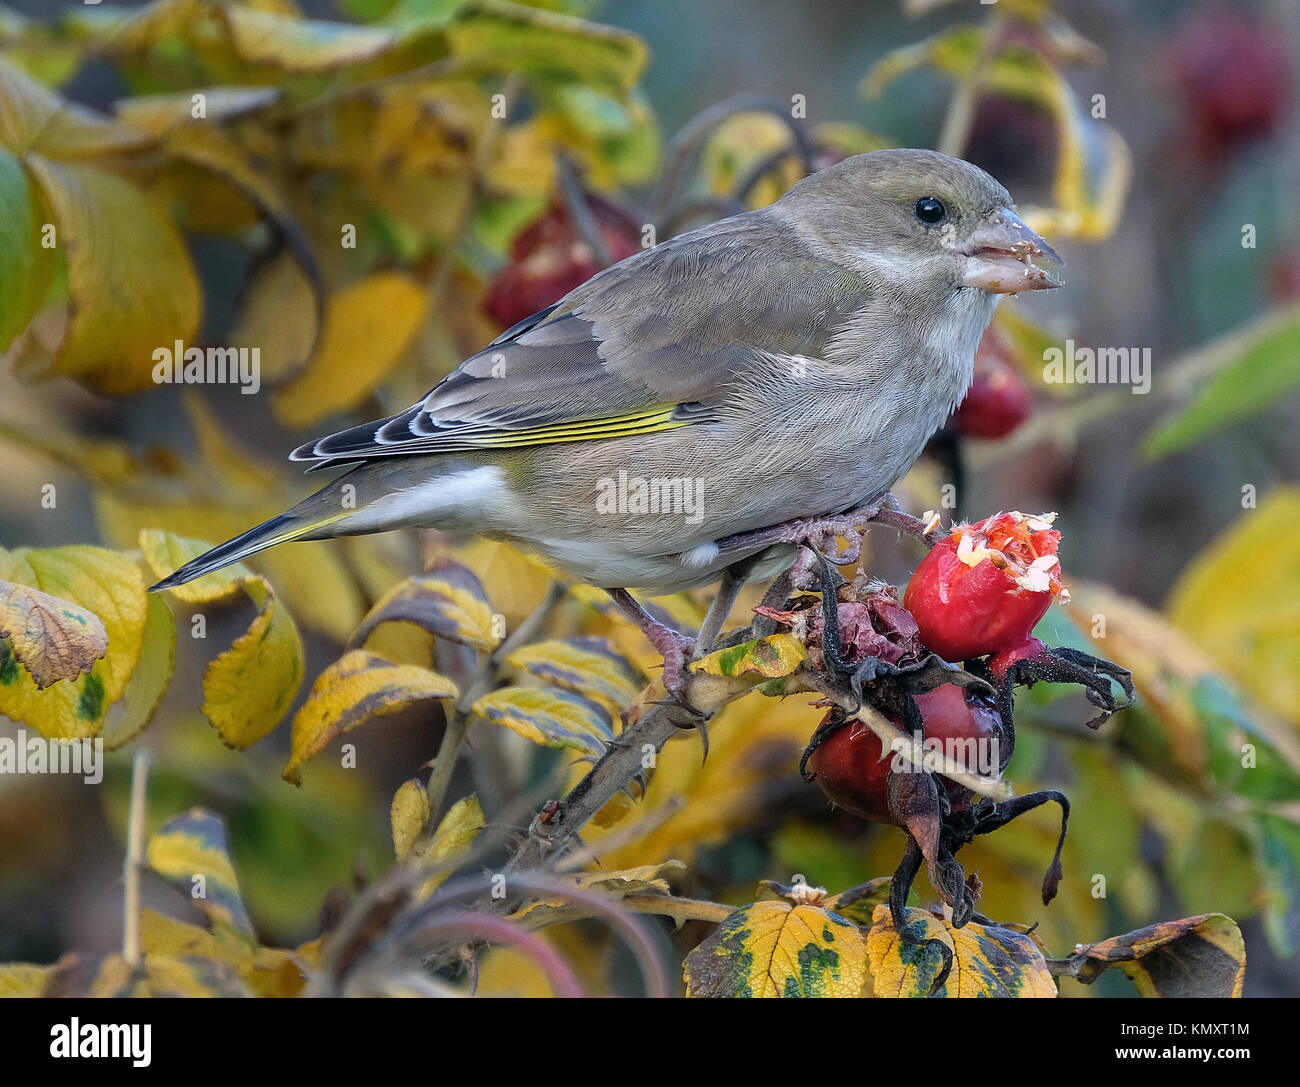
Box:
152;148;1060;648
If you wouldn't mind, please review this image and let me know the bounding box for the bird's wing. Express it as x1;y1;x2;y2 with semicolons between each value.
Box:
291;209;868;467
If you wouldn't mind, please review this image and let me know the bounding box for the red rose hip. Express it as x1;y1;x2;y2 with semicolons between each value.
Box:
904;511;1066;662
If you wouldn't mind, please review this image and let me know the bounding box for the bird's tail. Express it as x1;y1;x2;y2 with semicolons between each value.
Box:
147;461;433;592
147;511;335;592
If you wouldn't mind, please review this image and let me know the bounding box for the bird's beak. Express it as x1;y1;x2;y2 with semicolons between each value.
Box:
961;208;1063;293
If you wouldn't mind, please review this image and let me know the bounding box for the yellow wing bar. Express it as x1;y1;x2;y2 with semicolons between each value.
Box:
443;406;694;450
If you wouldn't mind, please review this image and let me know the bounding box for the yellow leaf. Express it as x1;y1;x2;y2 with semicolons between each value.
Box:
1167;488;1300;726
409;793;484;898
490;120;557;196
684;899;869;997
202;577;304;749
353;559;501;652
218;5;395;72
0;577;107;688
391;778;430;862
0;963;50;996
139;908;307;997
507;636;641;711
271;271;428;427
146;808;254;940
583;695;821;869
429;536;555;635
866;905;1056;998
446;1;649;93
140;953;250;997
0;56;151;158
284;649;457;785
511;860;685;925
140;528;250;606
0;545;147;739
20;156;201;394
229;250;318;385
1058;913;1245;998
114;87;282;135
702;112;800;208
472;685;614;755
692;632;806;679
99;590;175;750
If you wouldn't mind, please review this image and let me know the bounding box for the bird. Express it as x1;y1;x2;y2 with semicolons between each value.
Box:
150;148;1061;692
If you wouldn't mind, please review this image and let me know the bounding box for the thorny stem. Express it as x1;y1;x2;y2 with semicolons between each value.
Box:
123;750;151;974
424;581;568;825
510;509;950;870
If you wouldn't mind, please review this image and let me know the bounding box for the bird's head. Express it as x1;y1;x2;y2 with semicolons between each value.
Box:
779;147;1062;295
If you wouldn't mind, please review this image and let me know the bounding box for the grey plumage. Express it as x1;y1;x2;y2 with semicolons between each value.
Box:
151;148;1060;595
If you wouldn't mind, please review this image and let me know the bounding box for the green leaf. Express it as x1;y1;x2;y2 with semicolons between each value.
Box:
692;633;806;680
1144;306;1300;458
0;148;53;352
1258;815;1300;958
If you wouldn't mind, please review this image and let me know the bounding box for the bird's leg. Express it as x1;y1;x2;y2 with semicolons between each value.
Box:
711;493;940;588
695;555;760;655
714;501;880;563
605;588;698;709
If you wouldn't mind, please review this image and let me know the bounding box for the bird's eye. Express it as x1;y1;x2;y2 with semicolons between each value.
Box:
914;196;946;224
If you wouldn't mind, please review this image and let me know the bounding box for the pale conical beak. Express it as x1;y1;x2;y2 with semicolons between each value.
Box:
961;208;1063;293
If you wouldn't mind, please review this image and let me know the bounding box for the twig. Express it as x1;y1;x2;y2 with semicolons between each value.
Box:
649;93;814;223
122;750;151;973
555;152;613;267
508;698;692;872
618;893;735;925
937;12;1005;158
432;71;522;301
424;580;568;824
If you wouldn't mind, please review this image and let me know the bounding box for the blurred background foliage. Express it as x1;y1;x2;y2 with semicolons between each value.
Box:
0;0;1296;996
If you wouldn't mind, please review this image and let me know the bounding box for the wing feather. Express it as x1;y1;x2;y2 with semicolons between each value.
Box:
290;208;868;467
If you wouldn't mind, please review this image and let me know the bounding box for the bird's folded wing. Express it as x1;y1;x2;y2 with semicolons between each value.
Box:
290;210;868;466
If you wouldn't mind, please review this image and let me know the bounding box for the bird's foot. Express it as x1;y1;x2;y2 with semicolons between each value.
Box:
714;498;886;564
606;589;704;721
646;623;697;706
